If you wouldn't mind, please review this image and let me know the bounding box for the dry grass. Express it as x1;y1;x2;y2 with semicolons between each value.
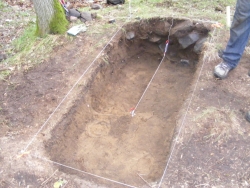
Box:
193;107;245;141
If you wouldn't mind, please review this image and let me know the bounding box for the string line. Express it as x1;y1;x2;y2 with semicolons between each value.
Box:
157;51;210;188
131;16;174;116
31;154;138;188
22;22;128;153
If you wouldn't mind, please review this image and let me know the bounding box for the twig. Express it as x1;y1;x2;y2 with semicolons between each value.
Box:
137;173;152;188
41;169;58;186
61;181;69;188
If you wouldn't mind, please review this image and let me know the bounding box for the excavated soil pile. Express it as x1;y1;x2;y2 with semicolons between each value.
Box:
45;18;210;187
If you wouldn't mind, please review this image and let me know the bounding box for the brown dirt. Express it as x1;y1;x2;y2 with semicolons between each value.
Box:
0;14;249;188
44;35;197;186
0;17;203;187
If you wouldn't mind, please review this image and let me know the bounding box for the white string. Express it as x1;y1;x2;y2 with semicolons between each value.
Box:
156;53;210;188
131;17;174;117
129;0;132;18
22;22;128;153
31;154;138;188
167;17;174;42
131;53;166;117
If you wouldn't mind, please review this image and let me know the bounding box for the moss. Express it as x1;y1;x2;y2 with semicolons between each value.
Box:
35;17;43;37
49;0;68;34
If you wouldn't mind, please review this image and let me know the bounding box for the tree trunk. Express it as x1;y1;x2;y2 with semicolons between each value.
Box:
32;0;68;37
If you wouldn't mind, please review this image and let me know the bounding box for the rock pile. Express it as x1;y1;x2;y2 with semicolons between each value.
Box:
124;18;211;54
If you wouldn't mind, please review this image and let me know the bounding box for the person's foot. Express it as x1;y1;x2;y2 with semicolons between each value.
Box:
246;111;250;122
214;61;232;79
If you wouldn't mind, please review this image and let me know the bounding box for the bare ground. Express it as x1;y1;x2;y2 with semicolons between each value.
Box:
162;32;250;187
0;2;250;188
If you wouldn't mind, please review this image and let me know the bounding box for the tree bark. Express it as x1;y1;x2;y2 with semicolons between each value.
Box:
32;0;68;37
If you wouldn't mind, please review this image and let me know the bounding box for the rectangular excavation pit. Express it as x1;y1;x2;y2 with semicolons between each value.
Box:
45;18;209;187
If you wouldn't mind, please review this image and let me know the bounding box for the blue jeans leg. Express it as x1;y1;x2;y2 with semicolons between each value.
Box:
222;0;250;68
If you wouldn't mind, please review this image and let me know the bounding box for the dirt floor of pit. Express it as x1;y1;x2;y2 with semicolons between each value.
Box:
1;15;249;188
44;36;198;186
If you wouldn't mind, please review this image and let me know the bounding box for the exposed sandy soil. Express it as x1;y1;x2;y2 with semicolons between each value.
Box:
0;2;250;188
44;36;197;187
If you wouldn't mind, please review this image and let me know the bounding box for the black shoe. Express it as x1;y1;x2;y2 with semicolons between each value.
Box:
246;111;250;122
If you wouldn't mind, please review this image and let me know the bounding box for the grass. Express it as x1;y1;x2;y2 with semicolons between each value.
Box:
192;107;245;143
12;23;37;53
1;22;61;78
0;0;7;9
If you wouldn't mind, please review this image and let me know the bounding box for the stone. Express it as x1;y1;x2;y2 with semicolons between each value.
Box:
152;20;171;36
107;0;125;5
178;31;200;49
180;59;190;65
80;12;92;22
148;34;161;43
126;31;135;40
69;16;78;22
194;37;207;53
139;35;148;40
194;22;210;35
171;20;194;38
91;4;102;10
215;6;223;12
68;9;81;18
108;19;115;23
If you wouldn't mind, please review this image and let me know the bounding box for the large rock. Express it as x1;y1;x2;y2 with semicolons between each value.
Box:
152;20;171;36
107;0;125;5
69;16;78;22
194;22;210;35
178;31;200;49
68;9;81;18
171;20;194;38
148;34;161;43
80;12;92;22
126;31;135;40
91;4;102;10
194;37;207;53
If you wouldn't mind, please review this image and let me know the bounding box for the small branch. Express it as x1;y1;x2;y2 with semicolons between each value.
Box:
61;181;69;188
41;169;58;186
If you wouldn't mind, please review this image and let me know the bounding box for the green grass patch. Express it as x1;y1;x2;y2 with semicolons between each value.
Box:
13;23;37;52
1;23;61;79
0;0;6;9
